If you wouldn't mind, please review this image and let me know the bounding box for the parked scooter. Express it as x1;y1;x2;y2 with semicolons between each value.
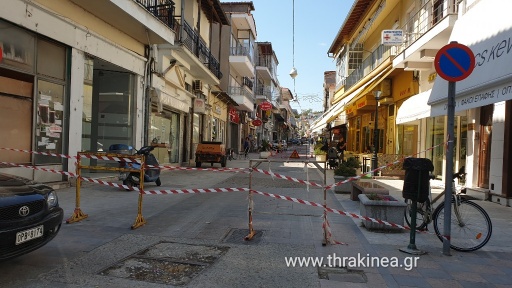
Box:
109;144;162;189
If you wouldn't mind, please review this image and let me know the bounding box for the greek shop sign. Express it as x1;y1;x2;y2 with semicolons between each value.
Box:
428;0;512;115
431;81;512;116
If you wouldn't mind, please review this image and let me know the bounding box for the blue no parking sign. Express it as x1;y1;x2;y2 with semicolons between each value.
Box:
434;42;475;82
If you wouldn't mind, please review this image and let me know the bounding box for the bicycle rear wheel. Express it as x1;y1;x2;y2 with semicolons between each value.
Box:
433;200;492;252
404;199;430;230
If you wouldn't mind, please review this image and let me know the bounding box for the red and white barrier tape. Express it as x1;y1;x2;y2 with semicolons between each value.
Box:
0;161;77;177
323;214;347;245
0;160;431;234
142;187;249;195
249;189;410;231
252;168;324;188
0;147;75;159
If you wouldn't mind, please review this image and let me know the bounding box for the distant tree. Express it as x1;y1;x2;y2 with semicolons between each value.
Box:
300;109;313;116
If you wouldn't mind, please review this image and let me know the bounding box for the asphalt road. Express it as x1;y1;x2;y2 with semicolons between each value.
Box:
0;144;338;287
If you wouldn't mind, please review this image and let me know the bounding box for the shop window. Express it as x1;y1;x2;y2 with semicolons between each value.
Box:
37;39;66;80
426;116;446;178
35;80;65;165
0;20;35;72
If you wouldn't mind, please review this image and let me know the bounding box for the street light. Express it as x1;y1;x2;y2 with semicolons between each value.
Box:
372;91;382;177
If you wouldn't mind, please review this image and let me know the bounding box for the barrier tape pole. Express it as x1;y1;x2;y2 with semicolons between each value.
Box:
245;163;256;241
66;154;88;224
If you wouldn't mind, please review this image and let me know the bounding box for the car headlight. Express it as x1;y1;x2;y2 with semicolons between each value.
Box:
47;191;58;208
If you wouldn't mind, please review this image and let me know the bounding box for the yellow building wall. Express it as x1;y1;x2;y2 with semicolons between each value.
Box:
35;0;144;56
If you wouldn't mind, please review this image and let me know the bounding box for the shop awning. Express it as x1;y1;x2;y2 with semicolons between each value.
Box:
310;68;391;133
396;89;432;124
428;0;512;116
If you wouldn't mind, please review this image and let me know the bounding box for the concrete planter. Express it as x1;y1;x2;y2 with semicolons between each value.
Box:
333;175;353;193
358;194;407;232
260;151;271;159
315;154;326;162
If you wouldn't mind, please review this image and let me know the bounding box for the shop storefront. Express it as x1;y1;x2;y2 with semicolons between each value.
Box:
228;106;240;152
0;20;69;181
428;0;512;198
149;111;180;164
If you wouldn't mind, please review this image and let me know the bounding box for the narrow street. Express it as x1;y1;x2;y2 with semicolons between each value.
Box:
2;144;512;287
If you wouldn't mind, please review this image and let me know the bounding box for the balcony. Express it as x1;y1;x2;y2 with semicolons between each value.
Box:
159;20;222;85
345;44;395;90
70;0;177;44
393;0;458;69
230;44;255;78
254;85;272;101
228;86;254;112
255;55;275;82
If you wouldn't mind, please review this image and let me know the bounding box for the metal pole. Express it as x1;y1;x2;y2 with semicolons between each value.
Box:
443;81;456;255
372;91;381;176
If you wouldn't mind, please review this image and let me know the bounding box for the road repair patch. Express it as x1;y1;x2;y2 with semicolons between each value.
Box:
100;241;229;286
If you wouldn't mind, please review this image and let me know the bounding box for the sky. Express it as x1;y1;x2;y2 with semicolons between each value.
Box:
249;0;352;113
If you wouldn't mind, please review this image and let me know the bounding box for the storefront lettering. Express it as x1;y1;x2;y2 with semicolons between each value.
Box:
443;84;512;111
475;37;512;67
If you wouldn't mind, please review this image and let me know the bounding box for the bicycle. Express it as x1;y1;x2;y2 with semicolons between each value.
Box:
404;166;492;252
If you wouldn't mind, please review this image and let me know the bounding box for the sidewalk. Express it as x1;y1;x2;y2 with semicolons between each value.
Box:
322;169;512;287
48;147;512;287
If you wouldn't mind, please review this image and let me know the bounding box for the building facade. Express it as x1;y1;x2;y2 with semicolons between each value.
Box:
317;0;512;203
0;0;230;181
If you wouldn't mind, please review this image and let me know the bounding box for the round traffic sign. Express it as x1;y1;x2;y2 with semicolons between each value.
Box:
434;42;475;82
259;101;272;111
252;119;262;126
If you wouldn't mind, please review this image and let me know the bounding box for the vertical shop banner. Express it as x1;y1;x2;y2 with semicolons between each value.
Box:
194;98;206;114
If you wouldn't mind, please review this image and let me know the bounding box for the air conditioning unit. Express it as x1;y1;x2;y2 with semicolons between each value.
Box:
193;80;203;92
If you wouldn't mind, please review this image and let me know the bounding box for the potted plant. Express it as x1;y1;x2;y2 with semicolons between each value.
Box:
314;143;327;162
260;140;272;159
333;161;357;193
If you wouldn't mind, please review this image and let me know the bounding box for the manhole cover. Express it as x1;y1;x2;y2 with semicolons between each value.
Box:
223;228;264;244
318;267;367;283
100;242;228;286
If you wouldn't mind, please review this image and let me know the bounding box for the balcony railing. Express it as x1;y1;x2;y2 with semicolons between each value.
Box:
341;0;456;91
396;0;457;54
135;0;222;79
255;55;275;74
255;85;272;99
231;44;251;57
228;86;253;99
180;21;222;79
345;44;394;90
135;0;177;31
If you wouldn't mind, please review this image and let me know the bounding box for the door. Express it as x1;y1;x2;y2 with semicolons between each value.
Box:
478;105;493;188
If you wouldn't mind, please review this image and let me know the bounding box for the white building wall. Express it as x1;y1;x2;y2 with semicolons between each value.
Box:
489;102;506;194
68;49;86;170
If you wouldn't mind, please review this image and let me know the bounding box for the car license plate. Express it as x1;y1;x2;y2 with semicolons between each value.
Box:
15;225;44;245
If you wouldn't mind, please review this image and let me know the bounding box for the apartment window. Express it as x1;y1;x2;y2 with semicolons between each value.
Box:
348;44;363;70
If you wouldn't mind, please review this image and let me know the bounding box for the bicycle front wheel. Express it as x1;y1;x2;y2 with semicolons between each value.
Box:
433;200;492;252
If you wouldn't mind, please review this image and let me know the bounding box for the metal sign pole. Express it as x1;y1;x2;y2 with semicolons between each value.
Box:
434;41;475;255
443;81;456;256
